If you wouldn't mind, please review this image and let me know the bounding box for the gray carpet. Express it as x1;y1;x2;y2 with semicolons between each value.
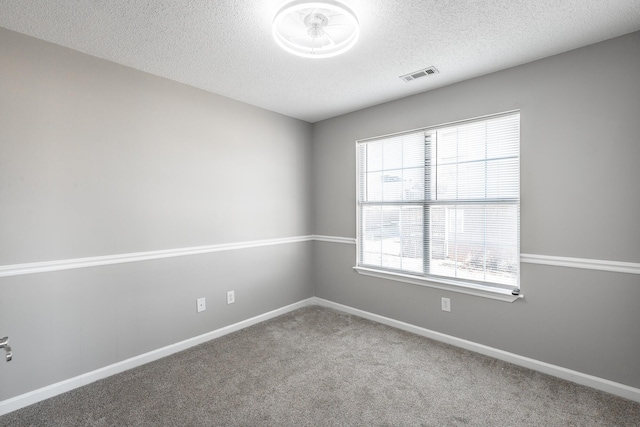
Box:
1;305;639;426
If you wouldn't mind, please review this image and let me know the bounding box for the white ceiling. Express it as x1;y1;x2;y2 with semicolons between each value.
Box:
1;1;639;123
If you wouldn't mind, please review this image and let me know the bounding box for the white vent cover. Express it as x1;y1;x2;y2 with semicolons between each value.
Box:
400;66;439;82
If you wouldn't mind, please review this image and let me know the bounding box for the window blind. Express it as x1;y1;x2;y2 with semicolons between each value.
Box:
357;112;520;290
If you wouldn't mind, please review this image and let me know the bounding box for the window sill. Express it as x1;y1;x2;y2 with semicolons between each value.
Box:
353;266;523;302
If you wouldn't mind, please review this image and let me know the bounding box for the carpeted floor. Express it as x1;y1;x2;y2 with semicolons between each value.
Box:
1;305;639;426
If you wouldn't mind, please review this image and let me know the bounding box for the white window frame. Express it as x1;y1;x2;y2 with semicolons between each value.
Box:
354;111;523;302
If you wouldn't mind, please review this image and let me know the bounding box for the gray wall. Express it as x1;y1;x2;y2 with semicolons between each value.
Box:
312;32;640;388
0;28;314;400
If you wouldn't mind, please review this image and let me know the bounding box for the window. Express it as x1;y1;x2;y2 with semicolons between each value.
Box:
356;112;520;297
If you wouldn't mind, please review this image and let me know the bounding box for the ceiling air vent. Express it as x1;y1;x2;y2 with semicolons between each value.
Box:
400;66;439;83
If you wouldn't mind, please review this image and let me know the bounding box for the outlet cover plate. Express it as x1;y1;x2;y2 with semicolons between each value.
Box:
197;297;206;312
441;297;451;312
227;291;235;304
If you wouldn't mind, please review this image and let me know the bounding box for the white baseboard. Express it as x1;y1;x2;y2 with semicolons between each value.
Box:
0;298;314;416
2;296;638;417
310;297;640;403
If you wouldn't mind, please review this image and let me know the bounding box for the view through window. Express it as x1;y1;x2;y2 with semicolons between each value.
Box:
356;112;520;291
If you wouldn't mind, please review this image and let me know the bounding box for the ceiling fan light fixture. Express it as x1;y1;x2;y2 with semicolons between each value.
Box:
272;0;359;59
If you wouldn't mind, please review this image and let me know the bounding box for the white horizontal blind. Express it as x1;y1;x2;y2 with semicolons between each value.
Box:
358;131;426;273
357;112;520;290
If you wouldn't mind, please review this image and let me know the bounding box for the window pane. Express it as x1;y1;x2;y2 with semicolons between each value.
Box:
357;145;367;200
486;158;519;199
486;115;520;158
382;138;402;170
428;204;518;286
455;161;486;200
361;205;382;266
381;206;401;268
402;167;424;201
403;134;424;168
382;172;402;201
400;206;423;273
360;205;423;273
433;115;519;202
366;171;383;201
367;141;383;172
435;163;457;200
358;132;426;202
456;122;487;163
436;128;458;163
429;205;447;262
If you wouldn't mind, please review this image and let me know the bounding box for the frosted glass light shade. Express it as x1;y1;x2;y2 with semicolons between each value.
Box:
272;0;359;58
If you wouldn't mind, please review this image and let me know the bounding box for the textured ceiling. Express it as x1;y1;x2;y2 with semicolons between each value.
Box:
1;0;639;123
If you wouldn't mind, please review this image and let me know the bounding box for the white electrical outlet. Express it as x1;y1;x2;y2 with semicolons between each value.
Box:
441;297;451;312
197;297;206;313
227;290;235;304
